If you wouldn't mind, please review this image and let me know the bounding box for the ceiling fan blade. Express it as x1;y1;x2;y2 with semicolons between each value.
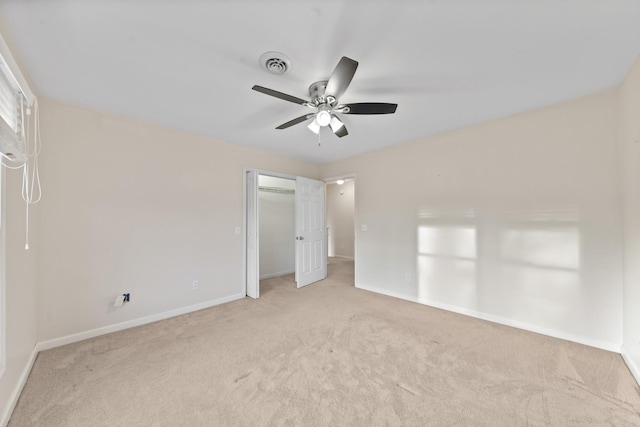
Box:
342;102;398;115
325;57;358;101
252;85;309;105
329;115;348;138
276;114;315;130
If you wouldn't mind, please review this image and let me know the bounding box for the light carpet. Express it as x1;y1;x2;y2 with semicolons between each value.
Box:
9;258;640;426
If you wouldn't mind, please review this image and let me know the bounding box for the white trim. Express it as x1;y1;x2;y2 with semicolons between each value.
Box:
259;270;294;280
323;173;358;284
249;168;298;182
242;168;248;297
36;293;244;352
0;33;35;106
356;282;621;353
621;349;640;386
242;167;302;298
0;166;5;376
0;346;37;427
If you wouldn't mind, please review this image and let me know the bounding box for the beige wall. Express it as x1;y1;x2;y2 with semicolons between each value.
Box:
619;57;640;382
0;168;39;425
0;15;39;425
35;99;319;342
322;90;623;350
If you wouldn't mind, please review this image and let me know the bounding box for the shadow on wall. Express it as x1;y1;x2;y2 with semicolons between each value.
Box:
417;208;580;323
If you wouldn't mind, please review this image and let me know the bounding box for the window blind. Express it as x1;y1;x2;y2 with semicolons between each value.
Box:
0;61;24;163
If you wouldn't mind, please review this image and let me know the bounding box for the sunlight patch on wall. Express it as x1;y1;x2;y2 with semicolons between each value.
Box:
415;207;581;321
418;226;477;259
417;210;477;304
501;210;580;271
499;208;581;320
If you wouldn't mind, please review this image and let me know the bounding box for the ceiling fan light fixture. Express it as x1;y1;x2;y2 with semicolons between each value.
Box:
307;119;320;134
316;110;331;127
329;116;344;132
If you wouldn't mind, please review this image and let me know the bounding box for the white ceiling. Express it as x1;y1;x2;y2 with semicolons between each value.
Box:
1;0;639;164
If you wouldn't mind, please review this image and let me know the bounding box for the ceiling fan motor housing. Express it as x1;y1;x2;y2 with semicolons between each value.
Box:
309;80;332;105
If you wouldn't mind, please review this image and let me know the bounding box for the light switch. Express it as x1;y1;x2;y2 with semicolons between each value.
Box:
235;226;241;235
361;224;368;232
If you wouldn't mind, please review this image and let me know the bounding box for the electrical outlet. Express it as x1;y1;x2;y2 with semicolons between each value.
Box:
193;280;199;290
114;293;130;307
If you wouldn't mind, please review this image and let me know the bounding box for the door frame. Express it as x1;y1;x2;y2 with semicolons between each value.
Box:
243;168;357;297
323;173;357;286
242;168;299;298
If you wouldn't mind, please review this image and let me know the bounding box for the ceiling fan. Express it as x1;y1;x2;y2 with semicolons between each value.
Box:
252;56;397;138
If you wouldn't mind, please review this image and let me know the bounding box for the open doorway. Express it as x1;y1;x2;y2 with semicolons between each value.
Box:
325;177;356;282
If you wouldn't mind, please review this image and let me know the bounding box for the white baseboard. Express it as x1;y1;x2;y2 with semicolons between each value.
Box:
0;346;38;427
259;270;294;280
621;349;640;386
356;283;621;353
36;293;245;352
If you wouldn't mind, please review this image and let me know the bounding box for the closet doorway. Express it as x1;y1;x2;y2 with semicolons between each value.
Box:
257;175;296;281
244;169;327;298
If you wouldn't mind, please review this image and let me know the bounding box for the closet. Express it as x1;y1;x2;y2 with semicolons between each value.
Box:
258;175;296;279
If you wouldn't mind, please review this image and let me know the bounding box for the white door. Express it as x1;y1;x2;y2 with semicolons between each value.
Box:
295;176;327;287
246;170;259;298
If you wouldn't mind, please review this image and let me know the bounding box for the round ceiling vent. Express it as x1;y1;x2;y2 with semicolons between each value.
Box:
259;51;291;75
